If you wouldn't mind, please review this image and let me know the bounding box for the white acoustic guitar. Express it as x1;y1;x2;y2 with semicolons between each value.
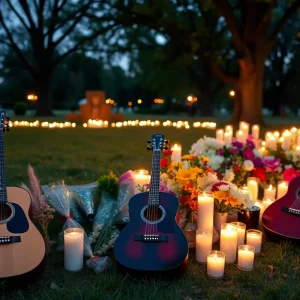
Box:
0;110;45;279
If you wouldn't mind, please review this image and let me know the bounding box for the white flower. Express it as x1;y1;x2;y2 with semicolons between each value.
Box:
219;184;230;191
253;149;262;158
207;154;224;170
284;164;293;169
243;160;254;171
197;172;218;190
223;170;235;182
190;136;224;156
264;155;275;160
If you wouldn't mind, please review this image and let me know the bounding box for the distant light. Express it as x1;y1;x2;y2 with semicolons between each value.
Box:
105;99;110;104
187;95;197;103
128;102;132;106
137;99;142;104
154;98;164;104
27;94;38;101
229;90;235;97
187;95;193;102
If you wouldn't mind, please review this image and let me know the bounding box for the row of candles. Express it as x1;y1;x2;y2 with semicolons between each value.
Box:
196;191;262;278
215;122;259;144
8;119;216;130
264;128;300;151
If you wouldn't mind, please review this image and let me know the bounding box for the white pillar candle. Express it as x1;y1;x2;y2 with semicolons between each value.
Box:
267;136;276;150
225;125;233;132
291;127;297;143
231;222;246;247
64;228;84;272
241;123;249;138
224;131;232;144
247;177;258;201
262;198;274;209
251;125;260;139
277;181;288;199
237;245;255;271
195;229;212;263
133;170;150;194
264;185;276;200
282;130;291;151
254;201;264;221
216;129;224;141
246;229;262;253
171;144;182;162
265;132;272;143
236;130;246;144
197;192;214;231
220;223;238;263
273;131;280;142
207;250;225;279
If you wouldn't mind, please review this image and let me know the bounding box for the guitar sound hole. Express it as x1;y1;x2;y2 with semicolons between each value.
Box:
0;203;13;222
143;206;163;222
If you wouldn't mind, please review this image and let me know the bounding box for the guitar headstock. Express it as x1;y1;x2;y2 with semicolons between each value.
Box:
147;134;169;151
0;109;10;132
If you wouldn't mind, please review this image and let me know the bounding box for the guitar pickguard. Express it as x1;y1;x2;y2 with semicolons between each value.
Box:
6;203;29;233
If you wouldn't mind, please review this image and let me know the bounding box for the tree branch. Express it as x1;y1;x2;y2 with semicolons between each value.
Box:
52;23;120;67
213;0;245;53
269;0;300;42
18;0;36;29
6;0;30;33
0;10;37;78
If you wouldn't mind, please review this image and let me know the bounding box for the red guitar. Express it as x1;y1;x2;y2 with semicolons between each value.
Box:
262;176;300;243
114;134;188;276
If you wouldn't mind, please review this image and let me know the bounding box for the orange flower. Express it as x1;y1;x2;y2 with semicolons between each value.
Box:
181;154;196;160
182;183;195;192
214;190;229;200
180;195;190;205
200;155;209;163
206;167;215;174
176;169;197;184
188;200;198;211
227;195;240;206
189;167;204;175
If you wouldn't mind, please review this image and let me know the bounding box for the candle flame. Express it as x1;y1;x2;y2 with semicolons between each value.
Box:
213;254;217;260
268;185;272;190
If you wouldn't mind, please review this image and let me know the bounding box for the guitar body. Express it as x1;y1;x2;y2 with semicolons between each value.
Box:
0;187;46;279
262;176;300;244
114;192;188;276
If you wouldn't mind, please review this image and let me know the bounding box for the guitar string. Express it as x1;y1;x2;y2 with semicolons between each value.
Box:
150;150;157;238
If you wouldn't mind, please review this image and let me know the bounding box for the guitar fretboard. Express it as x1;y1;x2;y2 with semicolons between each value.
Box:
148;150;161;206
0;131;7;203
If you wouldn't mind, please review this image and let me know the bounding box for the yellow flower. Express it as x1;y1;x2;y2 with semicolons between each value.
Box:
167;161;183;172
214;190;229;201
175;168;197;184
200;155;210;163
181;154;196;160
189;167;204;175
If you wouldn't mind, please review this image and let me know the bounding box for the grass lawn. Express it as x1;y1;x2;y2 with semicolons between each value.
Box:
2;126;300;300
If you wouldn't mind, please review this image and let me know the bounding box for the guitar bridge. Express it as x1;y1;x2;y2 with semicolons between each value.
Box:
134;234;168;242
282;207;300;216
0;236;21;244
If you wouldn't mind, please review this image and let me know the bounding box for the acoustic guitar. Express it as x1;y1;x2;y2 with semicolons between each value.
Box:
262;176;300;244
0;110;45;280
114;134;188;276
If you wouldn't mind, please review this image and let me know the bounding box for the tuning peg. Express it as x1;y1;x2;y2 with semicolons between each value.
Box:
147;146;152;150
147;140;152;143
164;139;169;144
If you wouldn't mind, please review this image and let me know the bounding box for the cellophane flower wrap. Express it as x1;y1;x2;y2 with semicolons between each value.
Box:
42;180;93;257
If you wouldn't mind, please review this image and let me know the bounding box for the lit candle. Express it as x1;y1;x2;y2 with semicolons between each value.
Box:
267;136;276;150
225;125;233;133
254;201;264;221
273;131;280;142
216;129;224;141
64;228;84;272
197;192;214;231
277;181;288;199
237;245;255;271
196;229;212;263
291;127;297;143
133;170;150;194
247;177;258;201
224;131;232;144
282;130;291;151
236;130;246;144
231;222;246;247
265;132;272;143
241;123;249;138
171;144;182;162
251;125;260;139
246;229;262;254
220;223;238;263
207;250;225;279
264;185;276;200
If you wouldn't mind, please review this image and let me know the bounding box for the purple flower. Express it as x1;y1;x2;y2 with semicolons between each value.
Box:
264;158;281;173
230;148;239;155
232;141;243;149
246;139;255;150
253;157;264;168
243;149;255;161
218;148;225;156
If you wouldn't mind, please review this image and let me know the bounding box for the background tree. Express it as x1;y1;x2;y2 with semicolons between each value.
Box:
0;0;116;115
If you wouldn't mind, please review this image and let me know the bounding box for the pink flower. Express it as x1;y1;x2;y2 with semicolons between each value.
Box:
264;158;281;173
230;148;238;155
119;170;134;182
283;168;300;182
243;149;255;161
218;148;225;156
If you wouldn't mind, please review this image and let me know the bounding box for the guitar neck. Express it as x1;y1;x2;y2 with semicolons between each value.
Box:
149;150;161;206
0;131;7;203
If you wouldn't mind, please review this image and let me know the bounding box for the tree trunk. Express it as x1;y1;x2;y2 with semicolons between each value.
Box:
235;55;265;125
231;89;242;125
35;74;53;116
